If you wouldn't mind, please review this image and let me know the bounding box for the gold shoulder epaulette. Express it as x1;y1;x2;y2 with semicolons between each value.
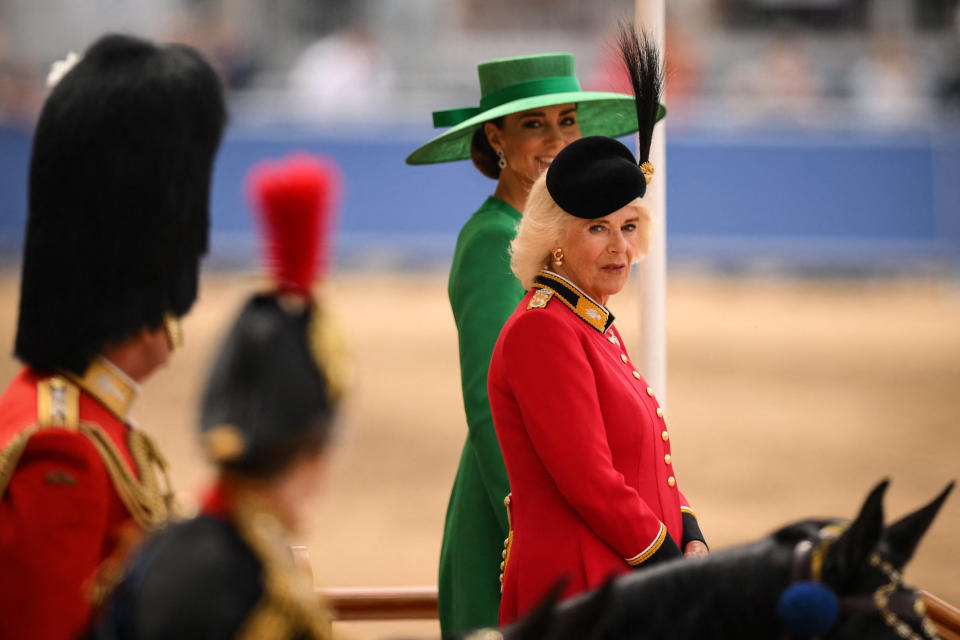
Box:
527;287;554;310
37;376;80;428
0;375;174;532
0;377;81;499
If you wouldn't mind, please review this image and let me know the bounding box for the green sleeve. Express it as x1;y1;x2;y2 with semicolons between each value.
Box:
450;221;525;533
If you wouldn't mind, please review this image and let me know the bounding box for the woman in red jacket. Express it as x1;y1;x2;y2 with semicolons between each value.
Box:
488;31;708;624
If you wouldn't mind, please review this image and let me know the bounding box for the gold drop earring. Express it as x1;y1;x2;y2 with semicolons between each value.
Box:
552;248;564;267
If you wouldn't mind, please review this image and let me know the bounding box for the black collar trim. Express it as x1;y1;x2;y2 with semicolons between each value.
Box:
533;271;614;334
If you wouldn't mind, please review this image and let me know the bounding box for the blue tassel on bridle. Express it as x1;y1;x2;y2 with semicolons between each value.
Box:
777;581;840;638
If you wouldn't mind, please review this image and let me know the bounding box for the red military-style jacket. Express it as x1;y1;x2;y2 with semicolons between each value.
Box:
488;271;706;624
0;361;173;640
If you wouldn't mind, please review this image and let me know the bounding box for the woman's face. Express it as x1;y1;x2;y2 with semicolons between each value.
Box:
486;103;580;184
555;205;642;305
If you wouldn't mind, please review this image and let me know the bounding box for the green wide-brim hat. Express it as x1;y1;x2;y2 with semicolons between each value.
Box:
406;52;665;166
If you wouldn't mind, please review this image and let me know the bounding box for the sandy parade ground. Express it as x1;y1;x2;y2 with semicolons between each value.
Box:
1;269;958;639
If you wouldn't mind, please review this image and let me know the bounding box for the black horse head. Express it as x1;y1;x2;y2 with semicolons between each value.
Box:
448;481;953;640
802;479;954;640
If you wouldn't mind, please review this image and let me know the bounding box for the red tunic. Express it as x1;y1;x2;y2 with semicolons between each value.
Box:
489;272;704;624
0;365;170;640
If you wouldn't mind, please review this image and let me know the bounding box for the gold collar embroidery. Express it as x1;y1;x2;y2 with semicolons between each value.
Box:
63;356;141;421
532;271;614;334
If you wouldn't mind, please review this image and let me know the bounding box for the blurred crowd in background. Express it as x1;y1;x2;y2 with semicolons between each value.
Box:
1;0;958;275
1;0;959;130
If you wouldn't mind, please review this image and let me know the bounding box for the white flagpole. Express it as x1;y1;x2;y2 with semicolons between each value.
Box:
634;0;667;406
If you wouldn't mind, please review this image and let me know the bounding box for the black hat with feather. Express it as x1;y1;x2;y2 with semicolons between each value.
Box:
199;154;345;479
14;34;227;375
546;24;664;219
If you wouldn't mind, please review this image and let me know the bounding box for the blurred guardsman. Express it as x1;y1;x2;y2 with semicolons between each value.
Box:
89;154;344;640
0;34;226;639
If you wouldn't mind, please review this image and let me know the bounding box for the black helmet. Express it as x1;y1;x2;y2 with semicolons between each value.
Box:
200;154;345;479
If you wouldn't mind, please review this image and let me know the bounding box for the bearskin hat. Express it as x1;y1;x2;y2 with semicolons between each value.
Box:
15;33;227;374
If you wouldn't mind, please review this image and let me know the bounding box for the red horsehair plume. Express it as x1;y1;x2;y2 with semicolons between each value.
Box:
247;153;340;296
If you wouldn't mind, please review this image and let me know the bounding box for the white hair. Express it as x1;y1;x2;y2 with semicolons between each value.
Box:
510;173;653;290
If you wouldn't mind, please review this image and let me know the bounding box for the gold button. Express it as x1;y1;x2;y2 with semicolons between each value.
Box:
656;407;663;418
503;538;509;547
621;354;628;363
500;561;505;571
632;371;641;379
667;476;676;487
661;431;669;441
501;549;507;559
504;495;511;506
646;386;654;396
499;574;504;583
608;336;617;344
664;454;672;464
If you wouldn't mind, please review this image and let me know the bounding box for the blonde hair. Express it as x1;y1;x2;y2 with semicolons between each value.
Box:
510;173;653;290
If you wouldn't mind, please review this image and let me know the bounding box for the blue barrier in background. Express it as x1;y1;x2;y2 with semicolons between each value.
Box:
1;124;957;273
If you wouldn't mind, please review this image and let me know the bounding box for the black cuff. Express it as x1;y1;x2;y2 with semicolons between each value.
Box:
634;533;682;570
680;511;707;550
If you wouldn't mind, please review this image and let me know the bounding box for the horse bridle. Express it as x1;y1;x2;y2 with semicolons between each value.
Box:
784;525;941;640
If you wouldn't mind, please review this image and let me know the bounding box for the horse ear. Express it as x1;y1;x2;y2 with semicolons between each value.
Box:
879;481;954;571
823;480;888;585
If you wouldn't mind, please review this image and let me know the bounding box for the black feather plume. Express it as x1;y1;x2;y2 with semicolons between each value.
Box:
617;21;663;165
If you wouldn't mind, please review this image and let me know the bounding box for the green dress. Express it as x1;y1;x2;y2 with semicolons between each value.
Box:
439;196;525;636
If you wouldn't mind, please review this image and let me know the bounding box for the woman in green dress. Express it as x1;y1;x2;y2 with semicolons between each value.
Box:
407;52;650;636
